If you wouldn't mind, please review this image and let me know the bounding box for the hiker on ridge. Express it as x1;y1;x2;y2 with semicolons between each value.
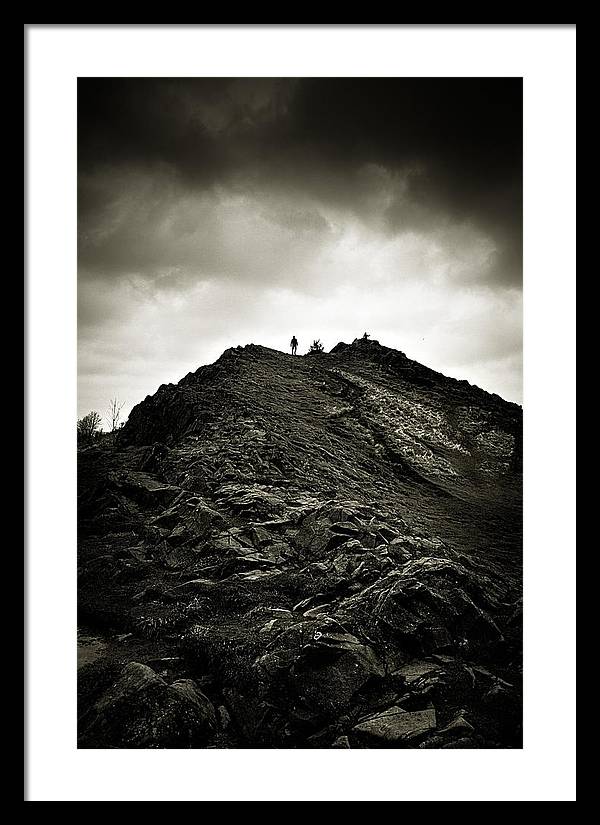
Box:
290;335;298;356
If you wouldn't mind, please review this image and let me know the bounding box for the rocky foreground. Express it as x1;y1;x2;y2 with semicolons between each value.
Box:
78;338;522;749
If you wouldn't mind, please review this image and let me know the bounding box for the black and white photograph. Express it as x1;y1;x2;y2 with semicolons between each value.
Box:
76;76;524;751
26;25;576;802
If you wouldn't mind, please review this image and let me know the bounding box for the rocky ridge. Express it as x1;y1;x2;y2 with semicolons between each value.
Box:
78;338;522;748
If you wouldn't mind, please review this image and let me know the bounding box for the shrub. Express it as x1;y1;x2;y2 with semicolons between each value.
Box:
77;411;102;445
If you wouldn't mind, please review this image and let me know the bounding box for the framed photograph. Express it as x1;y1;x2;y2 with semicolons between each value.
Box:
25;24;576;802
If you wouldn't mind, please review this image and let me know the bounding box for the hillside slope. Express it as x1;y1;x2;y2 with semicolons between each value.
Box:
78;339;522;749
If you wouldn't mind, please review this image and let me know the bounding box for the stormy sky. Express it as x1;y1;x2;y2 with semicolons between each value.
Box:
78;77;522;424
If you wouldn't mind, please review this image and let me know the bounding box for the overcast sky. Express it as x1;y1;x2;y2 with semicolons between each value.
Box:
78;77;522;425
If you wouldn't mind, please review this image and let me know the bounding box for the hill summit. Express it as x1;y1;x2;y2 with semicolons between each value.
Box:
78;339;522;749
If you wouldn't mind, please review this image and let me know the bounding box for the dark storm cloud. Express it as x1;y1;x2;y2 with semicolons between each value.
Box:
79;78;522;284
78;78;293;188
78;78;522;188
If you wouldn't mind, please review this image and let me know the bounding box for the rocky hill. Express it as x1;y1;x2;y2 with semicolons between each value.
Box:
78;338;522;749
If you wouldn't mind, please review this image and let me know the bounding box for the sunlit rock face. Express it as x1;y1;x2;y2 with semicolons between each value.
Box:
78;340;522;749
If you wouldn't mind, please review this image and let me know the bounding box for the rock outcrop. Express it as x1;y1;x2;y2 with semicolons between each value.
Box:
78;339;522;748
79;662;216;748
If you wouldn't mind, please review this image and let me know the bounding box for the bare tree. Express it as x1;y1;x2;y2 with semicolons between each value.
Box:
77;411;102;444
108;398;125;432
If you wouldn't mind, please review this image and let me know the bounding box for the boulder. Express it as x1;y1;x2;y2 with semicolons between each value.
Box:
393;660;443;685
216;483;286;518
338;557;504;655
438;712;474;735
255;620;385;724
294;513;336;556
153;497;224;546
108;471;181;508
353;705;436;745
80;662;216;748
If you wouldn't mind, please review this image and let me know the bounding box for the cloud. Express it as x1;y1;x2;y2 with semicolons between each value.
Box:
77;78;523;421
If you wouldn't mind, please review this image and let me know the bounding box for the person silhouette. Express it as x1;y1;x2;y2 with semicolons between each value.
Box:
290;335;298;356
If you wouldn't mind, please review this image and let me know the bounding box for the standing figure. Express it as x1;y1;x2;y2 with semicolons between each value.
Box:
290;335;298;356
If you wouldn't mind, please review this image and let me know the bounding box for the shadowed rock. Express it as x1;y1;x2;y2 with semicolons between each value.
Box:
78;340;522;749
79;662;216;748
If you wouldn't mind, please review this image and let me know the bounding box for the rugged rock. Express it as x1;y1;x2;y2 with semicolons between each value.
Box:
256;621;385;724
107;471;181;509
79;662;216;748
438;712;475;735
353;705;437;745
78;340;522;748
